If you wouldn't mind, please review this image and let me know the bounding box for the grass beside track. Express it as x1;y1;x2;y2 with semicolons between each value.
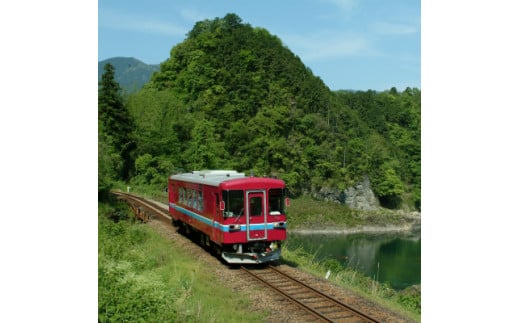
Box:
98;199;266;322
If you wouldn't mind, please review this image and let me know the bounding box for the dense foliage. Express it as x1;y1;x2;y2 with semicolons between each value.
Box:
102;13;420;210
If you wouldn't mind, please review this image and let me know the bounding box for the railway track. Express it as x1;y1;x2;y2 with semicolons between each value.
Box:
241;265;380;323
112;191;171;223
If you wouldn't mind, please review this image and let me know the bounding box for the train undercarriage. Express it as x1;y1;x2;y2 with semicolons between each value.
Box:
175;220;281;264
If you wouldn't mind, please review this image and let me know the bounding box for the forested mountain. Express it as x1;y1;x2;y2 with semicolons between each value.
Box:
102;13;420;210
98;57;159;94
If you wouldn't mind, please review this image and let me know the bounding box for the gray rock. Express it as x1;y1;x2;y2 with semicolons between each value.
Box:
344;175;379;211
312;175;379;211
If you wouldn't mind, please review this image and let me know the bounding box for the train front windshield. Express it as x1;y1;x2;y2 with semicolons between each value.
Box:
222;188;286;218
223;190;244;217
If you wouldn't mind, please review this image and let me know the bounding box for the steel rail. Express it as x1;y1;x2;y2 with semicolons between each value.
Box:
268;265;380;323
112;191;172;222
241;266;333;322
241;266;380;323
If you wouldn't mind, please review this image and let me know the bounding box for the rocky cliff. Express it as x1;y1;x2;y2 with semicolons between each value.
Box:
311;175;380;211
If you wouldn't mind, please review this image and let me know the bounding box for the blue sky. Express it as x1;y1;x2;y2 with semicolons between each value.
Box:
98;0;420;91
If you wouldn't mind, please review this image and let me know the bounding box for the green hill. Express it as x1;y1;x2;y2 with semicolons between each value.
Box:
98;57;159;94
108;13;420;210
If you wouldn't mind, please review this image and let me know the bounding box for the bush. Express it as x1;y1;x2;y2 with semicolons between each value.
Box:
98;261;180;322
397;294;421;313
99;205;179;321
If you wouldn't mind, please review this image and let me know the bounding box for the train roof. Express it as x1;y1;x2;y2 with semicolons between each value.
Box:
169;170;246;186
169;170;284;188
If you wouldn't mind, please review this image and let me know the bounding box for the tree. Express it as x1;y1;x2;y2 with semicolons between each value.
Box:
183;119;223;170
99;63;136;180
98;121;123;200
376;166;405;209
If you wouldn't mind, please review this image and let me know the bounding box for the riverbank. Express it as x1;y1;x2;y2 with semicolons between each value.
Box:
292;222;420;235
292;210;421;235
288;194;421;234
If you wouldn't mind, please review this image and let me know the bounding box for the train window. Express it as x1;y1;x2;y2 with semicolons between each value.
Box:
222;190;244;217
268;189;285;215
193;190;198;210
198;191;203;211
178;187;185;204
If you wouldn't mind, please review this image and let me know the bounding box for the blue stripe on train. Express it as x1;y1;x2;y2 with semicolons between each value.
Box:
169;203;281;232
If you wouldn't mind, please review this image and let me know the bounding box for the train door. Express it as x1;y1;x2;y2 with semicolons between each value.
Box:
245;190;267;240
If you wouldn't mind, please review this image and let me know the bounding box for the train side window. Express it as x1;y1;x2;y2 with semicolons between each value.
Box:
178;187;184;204
198;191;203;211
192;189;198;210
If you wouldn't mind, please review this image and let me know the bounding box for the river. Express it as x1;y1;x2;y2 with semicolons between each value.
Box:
286;231;421;290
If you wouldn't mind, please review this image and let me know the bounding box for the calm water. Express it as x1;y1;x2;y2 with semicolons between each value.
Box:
286;232;421;290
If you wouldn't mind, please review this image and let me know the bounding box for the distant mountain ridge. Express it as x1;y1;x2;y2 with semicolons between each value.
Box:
98;57;160;94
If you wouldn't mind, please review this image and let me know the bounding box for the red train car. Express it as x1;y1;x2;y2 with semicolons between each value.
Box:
168;170;288;264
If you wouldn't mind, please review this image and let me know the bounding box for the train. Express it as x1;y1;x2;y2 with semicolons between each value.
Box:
168;170;288;264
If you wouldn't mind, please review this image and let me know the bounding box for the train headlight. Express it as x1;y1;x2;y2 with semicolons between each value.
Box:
273;222;286;229
229;224;241;231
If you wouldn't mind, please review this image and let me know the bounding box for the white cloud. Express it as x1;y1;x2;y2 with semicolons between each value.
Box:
99;11;186;36
180;9;209;23
283;31;375;61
